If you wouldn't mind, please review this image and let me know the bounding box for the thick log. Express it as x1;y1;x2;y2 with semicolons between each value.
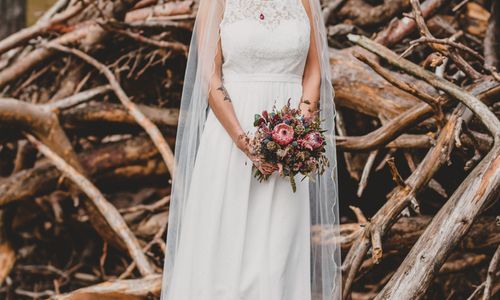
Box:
60;102;179;128
55;274;162;300
0;136;166;207
124;0;193;22
330;48;437;120
336;102;433;151
0;98;83;172
336;0;410;28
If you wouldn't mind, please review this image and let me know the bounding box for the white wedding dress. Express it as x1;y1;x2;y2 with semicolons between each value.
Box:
165;0;312;299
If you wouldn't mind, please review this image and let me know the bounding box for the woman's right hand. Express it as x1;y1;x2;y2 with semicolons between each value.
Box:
235;133;277;175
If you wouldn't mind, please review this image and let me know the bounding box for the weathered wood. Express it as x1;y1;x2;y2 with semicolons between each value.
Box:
0;0;26;40
349;34;500;139
0;210;15;285
484;1;500;69
0;98;132;252
55;274;162;300
337;216;499;252
348;34;500;300
375;144;500;299
0;136;167;207
26;134;155;276
374;0;449;46
0;0;85;56
49;44;175;178
336;0;410;28
330;48;436;120
0;0;141;89
483;245;500;300
60;102;179;128
342;104;462;299
0;0;497;297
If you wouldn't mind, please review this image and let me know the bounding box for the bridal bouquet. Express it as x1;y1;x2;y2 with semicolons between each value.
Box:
249;99;329;192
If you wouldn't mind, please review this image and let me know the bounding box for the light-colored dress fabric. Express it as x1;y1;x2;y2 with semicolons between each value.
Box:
166;0;312;299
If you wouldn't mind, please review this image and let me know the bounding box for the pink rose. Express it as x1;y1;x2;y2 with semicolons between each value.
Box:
272;123;295;146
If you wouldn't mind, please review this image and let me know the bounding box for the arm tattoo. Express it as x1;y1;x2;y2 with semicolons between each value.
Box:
300;98;319;113
217;84;232;102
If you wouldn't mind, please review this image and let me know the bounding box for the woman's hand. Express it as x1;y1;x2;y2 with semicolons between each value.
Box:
234;133;278;175
299;99;319;120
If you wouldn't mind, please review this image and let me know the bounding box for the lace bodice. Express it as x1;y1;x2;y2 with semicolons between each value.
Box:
220;0;310;81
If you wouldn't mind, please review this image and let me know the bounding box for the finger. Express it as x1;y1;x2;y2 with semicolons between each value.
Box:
259;166;272;175
262;163;277;171
262;168;271;174
263;166;275;172
261;167;275;174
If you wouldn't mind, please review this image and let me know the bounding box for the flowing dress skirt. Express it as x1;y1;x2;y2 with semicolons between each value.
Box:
166;73;311;300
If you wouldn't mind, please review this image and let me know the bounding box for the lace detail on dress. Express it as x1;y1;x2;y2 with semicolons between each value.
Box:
223;0;308;31
219;0;310;77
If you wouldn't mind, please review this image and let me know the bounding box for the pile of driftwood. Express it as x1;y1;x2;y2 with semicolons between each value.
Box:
0;0;498;299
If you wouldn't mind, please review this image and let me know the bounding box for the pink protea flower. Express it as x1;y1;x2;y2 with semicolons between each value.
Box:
299;132;323;150
272;123;294;145
306;132;324;149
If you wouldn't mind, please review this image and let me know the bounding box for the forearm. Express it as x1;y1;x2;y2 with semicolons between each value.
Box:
208;75;245;143
300;72;321;112
300;0;321;116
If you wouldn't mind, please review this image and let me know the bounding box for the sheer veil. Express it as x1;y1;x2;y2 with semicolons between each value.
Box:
161;0;341;299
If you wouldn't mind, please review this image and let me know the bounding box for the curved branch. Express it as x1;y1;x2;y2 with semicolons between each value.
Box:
336;100;433;151
374;0;449;47
483;245;500;300
55;274;162;300
349;34;500;140
26;134;155;276
48;43;175;178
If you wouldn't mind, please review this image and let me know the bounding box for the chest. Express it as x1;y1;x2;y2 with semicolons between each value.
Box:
219;0;310;61
221;0;309;31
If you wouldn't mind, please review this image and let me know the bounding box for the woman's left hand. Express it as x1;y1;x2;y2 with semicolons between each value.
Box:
253;159;279;175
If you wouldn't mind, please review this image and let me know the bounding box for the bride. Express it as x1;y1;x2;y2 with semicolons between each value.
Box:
160;0;340;299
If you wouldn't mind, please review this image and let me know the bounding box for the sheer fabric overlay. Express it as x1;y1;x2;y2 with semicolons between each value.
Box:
161;0;341;299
